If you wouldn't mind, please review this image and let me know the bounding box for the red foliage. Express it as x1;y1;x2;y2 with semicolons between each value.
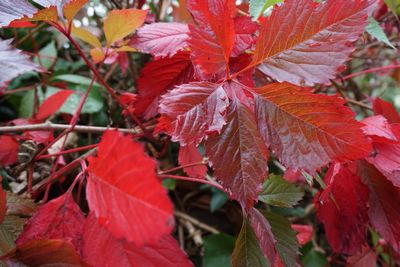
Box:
0;135;19;166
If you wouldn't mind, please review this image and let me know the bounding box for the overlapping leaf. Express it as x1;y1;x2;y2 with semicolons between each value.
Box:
131;23;189;57
178;144;207;178
159;82;229;146
314;163;369;254
205;100;268;208
372;98;400;124
254;82;372;173
0;0;37;27
0;135;19;167
86;131;174;245
35;89;74;120
251;0;377;86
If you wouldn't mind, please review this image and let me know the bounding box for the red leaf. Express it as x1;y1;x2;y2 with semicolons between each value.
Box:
178;144;207;178
373;97;400;124
82;213;193;267
86;131;174;245
130;22;189;57
16;193;85;249
1;239;85;266
35;89;74;120
0;135;19;167
291;224;313;245
347;246;377;267
135;51;194;119
0;1;37;27
0;176;6;224
159;82;229;146
205;100;268;208
6;21;36;28
254;82;372;173
232;16;258;57
358;161;400;252
361;115;398;143
251;0;377;86
248;208;277;264
0;39;41;88
314;163;369;254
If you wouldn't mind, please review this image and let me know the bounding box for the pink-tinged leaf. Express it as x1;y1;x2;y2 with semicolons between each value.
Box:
248;208;277;264
291;225;313;245
6;21;36;28
254;82;372;173
86;131;174;245
82;213;193;267
232;16;258;57
373;97;400;124
358;161;400;252
35;89;74;121
1;239;85;266
0;39;41;88
0;135;19;167
314;163;369;254
347;246;377;267
178;144;207;178
251;0;377;86
0;0;37;27
361;115;398;143
205;100;268;208
130;22;189;57
159;82;229;146
16;193;85;249
135;51;194;119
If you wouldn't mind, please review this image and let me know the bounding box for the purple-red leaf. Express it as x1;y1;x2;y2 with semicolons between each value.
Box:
159;82;229;146
135;51;194;119
130;22;189;57
251;0;377;86
16;193;85;250
254;82;372;173
86;131;174;245
178;144;207;178
314;163;369;254
205;100;268;208
82;213;193;267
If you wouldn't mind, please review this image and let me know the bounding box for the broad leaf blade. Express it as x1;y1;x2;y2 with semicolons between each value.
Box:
35;89;74;120
254;82;372;173
251;0;377;86
259;175;304;208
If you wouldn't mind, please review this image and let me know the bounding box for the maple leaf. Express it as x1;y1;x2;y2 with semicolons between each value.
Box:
357;161;400;252
16;193;85;250
1;239;85;266
103;9;147;46
0;39;41;89
314;163;369;254
135;51;194;119
372;97;400;124
35;89;74;120
178;144;207;178
0;135;19;167
130;22;190;57
86;131;174;245
250;0;377;86
254;82;372;173
82;213;193;267
205;100;268;209
159;82;229;146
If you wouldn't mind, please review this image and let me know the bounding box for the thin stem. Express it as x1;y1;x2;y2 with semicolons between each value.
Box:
340;64;400;81
158;174;225;192
159;161;208;175
37;144;98;160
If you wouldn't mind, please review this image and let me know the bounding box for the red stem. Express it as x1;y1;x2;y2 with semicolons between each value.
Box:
37;144;98;160
158;174;225;192
159;161;207;175
340;64;400;81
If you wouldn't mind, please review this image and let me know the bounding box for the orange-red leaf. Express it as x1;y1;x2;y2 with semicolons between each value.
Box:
86;131;174;245
0;135;19;167
205;100;269;208
63;0;88;21
103;9;147;46
251;0;377;86
35;89;74;120
254;82;372;173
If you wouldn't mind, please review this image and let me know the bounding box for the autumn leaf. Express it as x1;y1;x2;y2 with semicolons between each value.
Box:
0;135;19;167
71;26;102;48
35;89;74;120
0;0;37;27
86;130;174;245
63;0;88;22
254;82;372;173
178;144;207;178
130;22;190;57
205;100;268;209
103;9;147;46
82;213;193;267
250;0;377;86
372;97;400;124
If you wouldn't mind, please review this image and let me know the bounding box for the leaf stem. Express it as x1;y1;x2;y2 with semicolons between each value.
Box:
158;174;225;192
340;64;400;81
159;161;208;175
36;144;98;160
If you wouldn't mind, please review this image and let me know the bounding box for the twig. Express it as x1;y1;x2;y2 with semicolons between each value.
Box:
159;174;225;192
340;64;400;81
0;123;143;134
174;210;220;234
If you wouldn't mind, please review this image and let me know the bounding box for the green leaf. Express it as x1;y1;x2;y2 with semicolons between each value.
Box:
232;218;269;267
262;210;300;267
203;234;235;267
35;41;57;70
210;188;229;213
51;74;103;88
259;175;304;208
19;89;35;118
365;17;395;49
249;0;283;20
384;0;400;16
